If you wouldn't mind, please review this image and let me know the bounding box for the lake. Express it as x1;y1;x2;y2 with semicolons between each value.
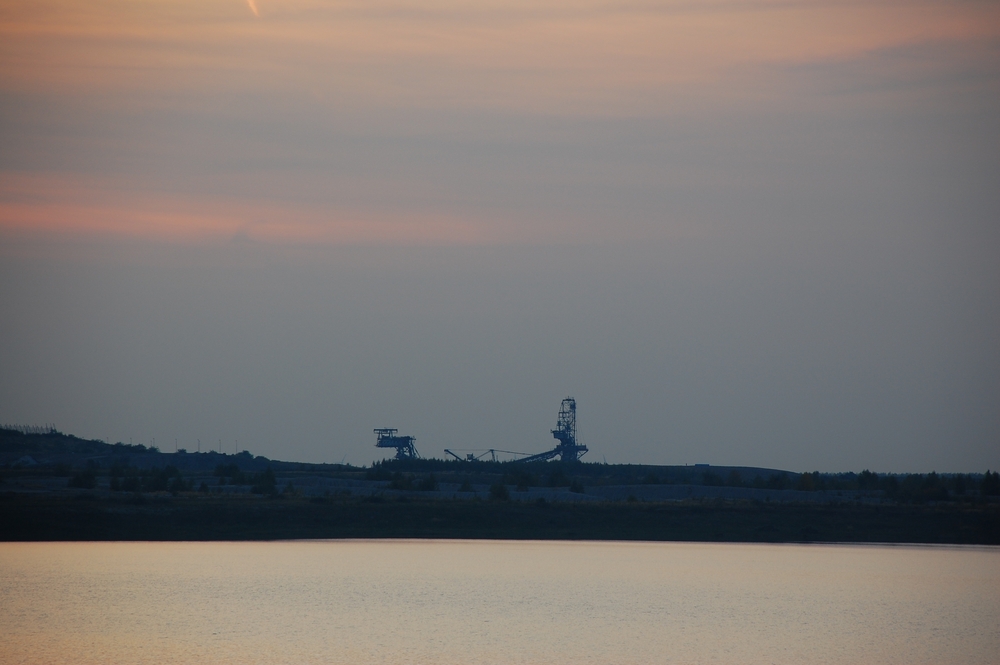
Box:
2;540;997;664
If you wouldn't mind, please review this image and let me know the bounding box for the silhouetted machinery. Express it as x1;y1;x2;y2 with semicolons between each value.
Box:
444;448;529;462
445;449;498;462
373;428;419;459
398;398;587;463
515;397;588;462
444;398;588;463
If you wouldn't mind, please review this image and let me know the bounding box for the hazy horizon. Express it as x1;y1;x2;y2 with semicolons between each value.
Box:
1;0;998;473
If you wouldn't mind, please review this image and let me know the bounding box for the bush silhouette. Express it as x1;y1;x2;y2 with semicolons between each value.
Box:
489;482;509;501
417;474;438;491
250;468;277;495
68;470;96;489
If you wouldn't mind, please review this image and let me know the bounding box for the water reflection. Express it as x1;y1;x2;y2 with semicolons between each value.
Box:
2;541;997;664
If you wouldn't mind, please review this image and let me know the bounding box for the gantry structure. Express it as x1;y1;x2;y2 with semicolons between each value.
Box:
373;428;419;459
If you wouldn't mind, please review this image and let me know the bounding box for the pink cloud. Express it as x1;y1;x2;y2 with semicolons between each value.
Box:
0;173;494;246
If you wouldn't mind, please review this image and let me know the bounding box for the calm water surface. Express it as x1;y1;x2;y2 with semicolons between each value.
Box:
1;540;997;664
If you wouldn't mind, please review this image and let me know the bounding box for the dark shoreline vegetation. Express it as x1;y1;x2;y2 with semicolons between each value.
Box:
2;427;998;544
3;494;999;544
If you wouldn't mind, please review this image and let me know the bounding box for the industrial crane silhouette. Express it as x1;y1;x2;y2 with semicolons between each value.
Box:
373;428;419;459
444;398;588;463
517;397;588;463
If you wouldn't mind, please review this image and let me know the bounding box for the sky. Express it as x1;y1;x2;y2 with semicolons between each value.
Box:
1;0;998;472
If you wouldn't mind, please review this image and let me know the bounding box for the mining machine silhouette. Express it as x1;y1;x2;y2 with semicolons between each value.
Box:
443;397;588;463
373;428;419;460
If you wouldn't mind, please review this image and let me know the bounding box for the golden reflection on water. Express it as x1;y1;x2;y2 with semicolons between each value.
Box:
1;540;998;664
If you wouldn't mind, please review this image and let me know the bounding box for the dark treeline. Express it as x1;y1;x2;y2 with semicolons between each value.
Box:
365;459;1000;503
214;464;279;495
0;427;156;456
698;468;1000;502
4;427;1000;544
15;458;1000;506
4;427;1000;505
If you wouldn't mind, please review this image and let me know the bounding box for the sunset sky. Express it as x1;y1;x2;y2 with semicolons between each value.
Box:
1;0;997;470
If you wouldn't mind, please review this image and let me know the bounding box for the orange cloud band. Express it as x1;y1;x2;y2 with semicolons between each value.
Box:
0;174;493;246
